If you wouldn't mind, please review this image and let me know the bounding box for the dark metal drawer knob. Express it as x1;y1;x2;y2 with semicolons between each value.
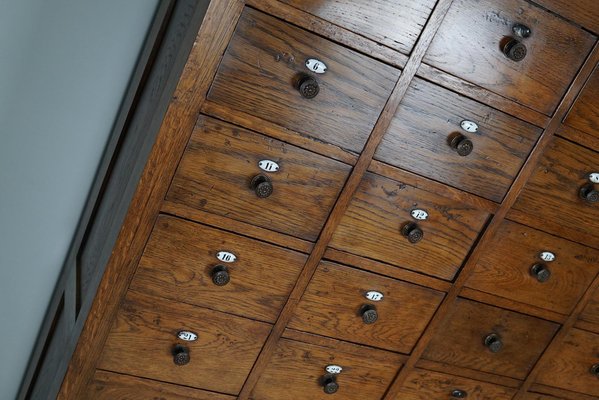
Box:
451;389;468;398
402;222;424;244
298;75;319;99
580;184;599;203
484;333;503;353
590;363;599;377
360;304;378;324
211;265;230;286
503;39;527;62
321;374;339;394
450;134;474;156
250;174;273;198
173;344;190;366
512;23;532;39
530;263;551;283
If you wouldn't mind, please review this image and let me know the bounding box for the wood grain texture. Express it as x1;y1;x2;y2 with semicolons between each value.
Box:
287;261;444;353
422;298;559;380
528;385;599;400
278;0;436;55
249;338;403;400
534;328;599;397
58;2;246;398
391;368;516;400
330;171;490;281
533;0;599;34
578;286;599;333
508;137;599;250
130;215;307;323
415;359;522;388
97;291;271;395
564;65;599;139
558;123;599;155
375;77;542;202
424;0;596;115
207;8;400;153
166;115;351;241
88;370;235;400
520;393;564;400
465;219;599;315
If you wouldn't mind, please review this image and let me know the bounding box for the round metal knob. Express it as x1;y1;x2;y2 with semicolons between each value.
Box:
250;174;273;198
451;389;468;398
173;344;190;366
590;363;599;377
321;374;339;394
580;184;599;203
360;304;378;324
211;265;230;286
530;263;551;283
484;333;503;353
512;23;531;38
450;134;474;156
298;75;319;99
401;222;424;244
503;39;527;62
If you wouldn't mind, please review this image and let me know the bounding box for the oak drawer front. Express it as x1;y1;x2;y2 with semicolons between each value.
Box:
278;0;436;56
564;66;599;138
130;215;307;323
579;288;599;333
508;137;599;250
423;0;595;115
97;291;271;395
465;219;599;315
535;328;599;397
207;8;400;153
249;338;403;400
521;395;564;400
288;261;444;353
167;116;351;241
89;370;234;400
392;369;516;400
375;78;542;202
422;298;559;380
329;171;490;280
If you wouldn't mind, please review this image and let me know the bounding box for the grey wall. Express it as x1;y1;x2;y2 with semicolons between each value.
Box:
0;1;159;398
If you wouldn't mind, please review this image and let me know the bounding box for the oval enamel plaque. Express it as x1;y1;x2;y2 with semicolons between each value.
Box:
305;58;327;74
216;251;237;263
177;330;198;341
411;209;428;220
460;120;479;133
325;365;342;374
258;160;279;172
365;291;384;301
539;251;556;262
589;173;599;183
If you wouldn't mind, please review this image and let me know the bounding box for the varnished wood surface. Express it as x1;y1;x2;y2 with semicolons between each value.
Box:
392;368;516;400
424;0;595;115
88;370;234;400
330;171;490;281
422;298;559;380
287;261;444;353
578;287;599;333
97;291;271;395
534;328;599;397
167;115;351;241
557;124;599;155
528;385;599;400
533;0;599;34
520;393;564;400
415;359;522;388
208;7;400;154
130;215;307;323
465;219;599;315
279;0;436;56
375;77;542;202
564;65;599;142
249;338;403;400
509;137;599;250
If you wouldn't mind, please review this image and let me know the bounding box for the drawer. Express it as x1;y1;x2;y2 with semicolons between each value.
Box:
508;137;599;249
97;291;271;395
130;215;307;323
579;288;599;333
535;328;599;397
533;0;599;34
422;298;559;380
207;8;400;153
287;261;444;353
423;0;595;115
167;116;351;241
564;66;599;141
392;368;516;400
465;219;599;315
278;0;436;55
375;78;542;202
89;370;234;400
249;338;403;399
521;395;564;400
329;171;490;280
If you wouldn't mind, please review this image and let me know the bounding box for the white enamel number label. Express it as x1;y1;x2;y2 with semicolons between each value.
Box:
325;365;343;374
216;251;236;263
460;120;479;133
411;209;428;220
258;160;279;172
177;331;198;341
305;58;327;74
589;173;599;183
365;291;384;301
539;251;556;262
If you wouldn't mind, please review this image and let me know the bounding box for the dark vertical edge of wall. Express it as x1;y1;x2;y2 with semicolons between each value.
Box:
16;1;211;398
